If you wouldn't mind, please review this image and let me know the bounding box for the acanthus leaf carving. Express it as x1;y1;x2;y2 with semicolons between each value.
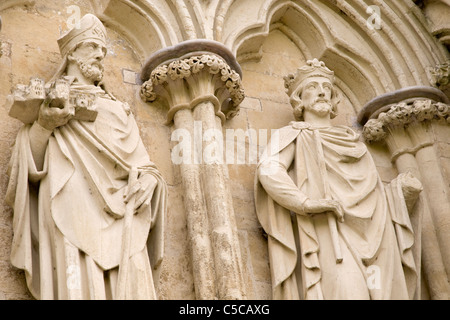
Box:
363;99;450;143
140;54;244;119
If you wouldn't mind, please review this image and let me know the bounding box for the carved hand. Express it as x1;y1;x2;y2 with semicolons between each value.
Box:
37;98;75;131
123;173;158;214
302;199;345;222
398;171;423;213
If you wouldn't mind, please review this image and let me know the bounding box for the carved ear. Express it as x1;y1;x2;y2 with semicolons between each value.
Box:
66;42;83;62
67;50;78;64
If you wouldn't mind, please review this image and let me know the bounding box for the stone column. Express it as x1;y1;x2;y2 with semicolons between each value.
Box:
359;86;450;299
140;40;246;300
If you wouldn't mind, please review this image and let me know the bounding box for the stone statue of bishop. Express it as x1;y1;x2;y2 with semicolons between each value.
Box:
6;14;167;300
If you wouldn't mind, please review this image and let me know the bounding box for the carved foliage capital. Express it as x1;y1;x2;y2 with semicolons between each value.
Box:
140;54;244;119
363;99;450;143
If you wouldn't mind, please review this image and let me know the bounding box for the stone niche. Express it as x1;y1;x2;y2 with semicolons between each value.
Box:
0;0;449;300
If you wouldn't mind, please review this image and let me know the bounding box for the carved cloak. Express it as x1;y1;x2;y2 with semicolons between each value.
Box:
6;84;167;299
255;122;416;300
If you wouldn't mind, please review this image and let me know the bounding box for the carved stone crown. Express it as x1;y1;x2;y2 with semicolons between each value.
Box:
284;59;335;97
57;14;107;58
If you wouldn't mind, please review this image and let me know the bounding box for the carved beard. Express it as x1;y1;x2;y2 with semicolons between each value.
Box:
75;58;104;83
305;100;333;118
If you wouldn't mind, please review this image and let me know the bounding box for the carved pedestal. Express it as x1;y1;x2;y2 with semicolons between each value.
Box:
140;40;246;300
359;86;450;299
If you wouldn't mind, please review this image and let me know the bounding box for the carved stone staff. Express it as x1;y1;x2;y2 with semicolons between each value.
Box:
313;130;343;263
116;166;139;299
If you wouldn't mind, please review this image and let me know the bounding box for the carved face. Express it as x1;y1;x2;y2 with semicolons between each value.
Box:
300;76;334;118
69;41;106;83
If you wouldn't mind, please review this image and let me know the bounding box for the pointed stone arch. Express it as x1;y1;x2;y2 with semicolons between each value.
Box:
222;0;449;110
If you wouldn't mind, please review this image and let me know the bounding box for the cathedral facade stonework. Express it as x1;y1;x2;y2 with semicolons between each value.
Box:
0;0;449;300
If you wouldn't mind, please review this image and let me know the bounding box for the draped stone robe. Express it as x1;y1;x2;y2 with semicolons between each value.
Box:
6;81;167;300
255;121;416;300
